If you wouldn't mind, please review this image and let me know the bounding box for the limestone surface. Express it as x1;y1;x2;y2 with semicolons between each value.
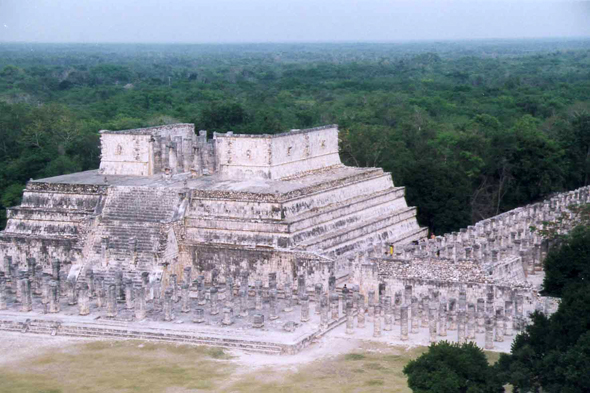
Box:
0;122;580;354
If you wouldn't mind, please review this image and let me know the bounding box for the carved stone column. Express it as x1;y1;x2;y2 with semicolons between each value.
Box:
20;277;32;312
125;279;134;310
373;305;382;338
400;304;409;340
114;270;124;302
239;287;248;317
181;283;190;313
297;274;306;303
183;266;192;287
411;296;419;334
96;277;105;308
284;281;294;312
34;265;43;296
3;256;12;285
15;271;24;303
404;285;413;306
448;298;457;330
135;286;146;320
0;277;7;310
504;300;513;337
457;309;466;344
345;300;354;335
420;296;429;328
78;283;90;316
485;315;494;349
383;296;393;331
51;259;60;280
320;294;329;329
197;276;206;306
240;270;249;293
429;302;437;343
268;272;277;291
141;272;150;300
467;303;476;340
495;308;504;342
153;278;162;311
394;291;402;325
330;293;339;321
269;289;278;320
314;283;322;314
67;280;78;306
170;274;178;303
193;308;205;323
357;294;366;328
210;287;219;315
41;274;50;306
367;289;375;322
49;280;60;313
300;294;310;323
86;269;95;298
255;280;262;311
225;276;234;307
515;294;524;332
252;313;264;329
222;307;234;325
476;298;485;333
438;301;447;337
106;284;117;318
164;288;174;321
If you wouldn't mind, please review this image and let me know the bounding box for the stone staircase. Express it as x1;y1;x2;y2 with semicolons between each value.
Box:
81;186;185;283
101;186;182;222
0;315;286;355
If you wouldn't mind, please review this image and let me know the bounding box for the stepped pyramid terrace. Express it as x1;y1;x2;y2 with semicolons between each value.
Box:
0;123;582;353
0;123;425;287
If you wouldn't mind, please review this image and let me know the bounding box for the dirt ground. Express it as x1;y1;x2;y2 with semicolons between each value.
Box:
0;332;499;393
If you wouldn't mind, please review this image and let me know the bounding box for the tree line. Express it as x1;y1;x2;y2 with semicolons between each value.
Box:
1;41;590;232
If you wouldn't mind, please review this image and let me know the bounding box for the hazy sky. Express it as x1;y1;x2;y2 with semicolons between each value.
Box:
1;0;589;43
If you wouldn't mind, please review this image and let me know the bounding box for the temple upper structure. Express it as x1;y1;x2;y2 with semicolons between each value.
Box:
0;124;427;286
98;123;342;180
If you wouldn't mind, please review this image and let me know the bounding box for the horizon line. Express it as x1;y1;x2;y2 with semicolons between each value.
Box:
2;36;590;46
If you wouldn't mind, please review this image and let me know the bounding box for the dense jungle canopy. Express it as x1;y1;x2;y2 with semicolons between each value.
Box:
1;40;590;232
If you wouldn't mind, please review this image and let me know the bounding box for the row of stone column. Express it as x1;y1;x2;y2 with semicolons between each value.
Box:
387;185;590;270
344;287;526;349
0;265;328;330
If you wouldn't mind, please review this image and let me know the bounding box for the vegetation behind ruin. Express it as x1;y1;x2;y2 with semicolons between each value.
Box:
1;40;590;233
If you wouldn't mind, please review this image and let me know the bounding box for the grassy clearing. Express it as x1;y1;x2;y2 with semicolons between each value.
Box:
0;340;234;393
224;345;427;393
0;340;506;393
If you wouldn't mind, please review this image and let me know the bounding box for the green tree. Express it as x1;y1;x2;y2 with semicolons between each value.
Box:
497;285;590;393
497;223;590;392
542;224;590;298
403;341;503;393
199;101;248;132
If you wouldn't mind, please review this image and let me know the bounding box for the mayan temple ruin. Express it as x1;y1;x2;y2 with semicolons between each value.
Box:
0;123;585;353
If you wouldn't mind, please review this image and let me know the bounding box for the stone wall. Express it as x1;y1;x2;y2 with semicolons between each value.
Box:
185;244;333;289
214;125;341;180
99;124;197;176
98;134;152;176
